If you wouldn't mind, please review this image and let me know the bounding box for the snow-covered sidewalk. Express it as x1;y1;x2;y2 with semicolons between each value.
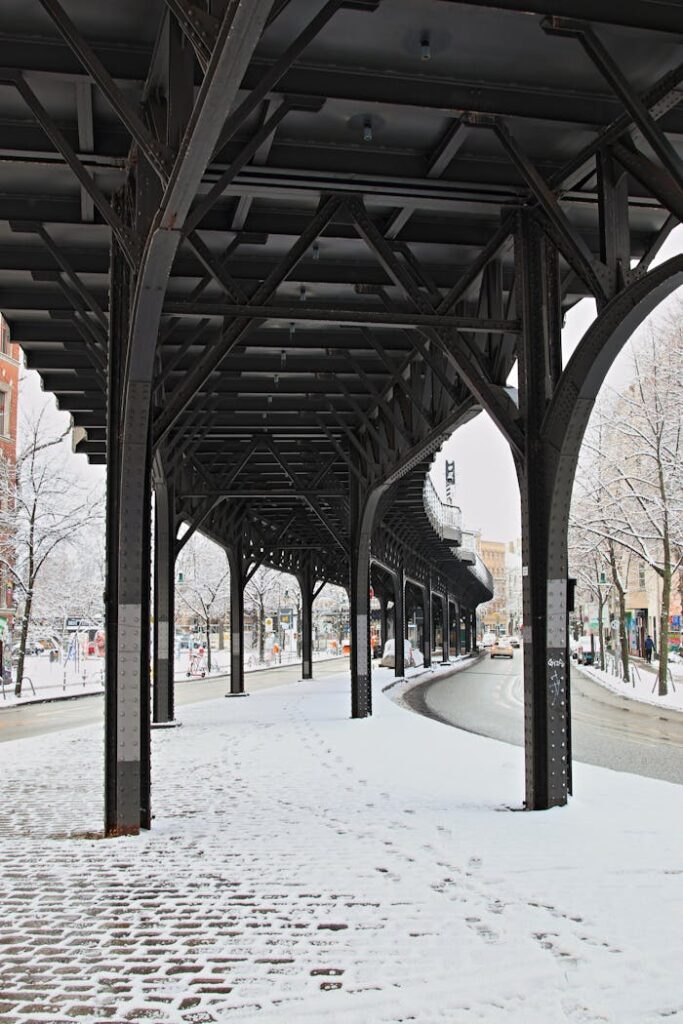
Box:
579;657;683;713
0;654;105;706
0;665;682;1023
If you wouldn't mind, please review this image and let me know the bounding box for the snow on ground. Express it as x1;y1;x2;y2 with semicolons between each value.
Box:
0;653;105;706
580;657;683;713
1;663;682;1023
174;647;342;680
0;652;348;709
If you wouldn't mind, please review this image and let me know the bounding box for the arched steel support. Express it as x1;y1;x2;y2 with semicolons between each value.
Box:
516;222;683;810
516;210;568;810
105;1;275;835
350;483;384;716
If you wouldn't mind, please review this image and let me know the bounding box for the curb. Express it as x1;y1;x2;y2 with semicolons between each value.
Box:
0;687;104;710
382;651;486;695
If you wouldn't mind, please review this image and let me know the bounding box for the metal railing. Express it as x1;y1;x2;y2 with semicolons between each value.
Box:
423;475;462;540
422;479;493;596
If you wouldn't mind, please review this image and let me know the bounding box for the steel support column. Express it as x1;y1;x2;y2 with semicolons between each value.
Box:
227;543;245;695
451;600;459;656
350;479;375;717
517;211;569;811
298;563;314;680
104;194;128;836
423;586;432;668
441;596;449;663
393;570;405;678
378;591;389;649
153;467;175;724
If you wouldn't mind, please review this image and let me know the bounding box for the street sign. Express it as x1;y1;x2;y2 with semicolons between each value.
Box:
280;607;293;628
265;617;273;631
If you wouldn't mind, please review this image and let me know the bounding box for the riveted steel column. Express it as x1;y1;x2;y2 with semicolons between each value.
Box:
299;563;314;680
379;592;389;649
442;596;449;663
227;544;245;695
423;587;432;668
104;192;129;837
350;535;371;716
350;469;379;717
451;601;459;656
470;611;477;651
109;154;161;835
153;471;175;724
517;211;569;810
393;570;405;678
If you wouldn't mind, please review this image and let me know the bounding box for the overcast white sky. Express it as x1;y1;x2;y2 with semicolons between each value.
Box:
431;224;683;542
17;224;683;543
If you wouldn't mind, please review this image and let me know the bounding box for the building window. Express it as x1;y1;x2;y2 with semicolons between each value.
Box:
0;388;7;437
0;319;9;356
639;563;646;589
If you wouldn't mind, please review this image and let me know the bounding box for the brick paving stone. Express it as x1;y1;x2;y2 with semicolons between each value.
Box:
2;673;680;1024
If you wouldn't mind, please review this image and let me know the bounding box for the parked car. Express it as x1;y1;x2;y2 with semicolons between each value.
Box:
509;636;520;648
576;636;595;665
481;632;497;648
379;638;424;669
490;640;514;659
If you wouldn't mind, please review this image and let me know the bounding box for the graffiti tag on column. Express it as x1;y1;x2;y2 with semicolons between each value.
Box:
547;654;565;707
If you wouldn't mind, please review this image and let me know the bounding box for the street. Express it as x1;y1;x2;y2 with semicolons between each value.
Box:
3;652;682;787
0;657;351;743
405;651;683;785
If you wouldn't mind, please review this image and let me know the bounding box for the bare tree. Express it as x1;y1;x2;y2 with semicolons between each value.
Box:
176;535;229;672
574;318;683;694
244;566;283;664
569;506;611;671
0;407;103;693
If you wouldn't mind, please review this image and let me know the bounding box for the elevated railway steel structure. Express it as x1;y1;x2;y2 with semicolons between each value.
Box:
0;0;681;834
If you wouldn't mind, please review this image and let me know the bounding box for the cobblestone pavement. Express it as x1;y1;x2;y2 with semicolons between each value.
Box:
1;670;682;1023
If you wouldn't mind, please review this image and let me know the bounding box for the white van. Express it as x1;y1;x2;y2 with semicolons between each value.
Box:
576;636;596;665
481;632;497;648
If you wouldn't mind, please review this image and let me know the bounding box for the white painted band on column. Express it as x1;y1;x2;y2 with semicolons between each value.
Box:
546;579;567;647
357;612;368;662
117;602;142;760
157;620;169;652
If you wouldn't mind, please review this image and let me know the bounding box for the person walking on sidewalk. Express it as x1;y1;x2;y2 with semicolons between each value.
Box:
644;634;654;664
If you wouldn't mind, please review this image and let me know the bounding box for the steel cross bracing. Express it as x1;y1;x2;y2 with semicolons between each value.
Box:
0;0;681;830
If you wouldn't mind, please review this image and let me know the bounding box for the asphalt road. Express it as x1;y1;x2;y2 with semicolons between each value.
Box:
406;651;683;785
0;658;351;744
